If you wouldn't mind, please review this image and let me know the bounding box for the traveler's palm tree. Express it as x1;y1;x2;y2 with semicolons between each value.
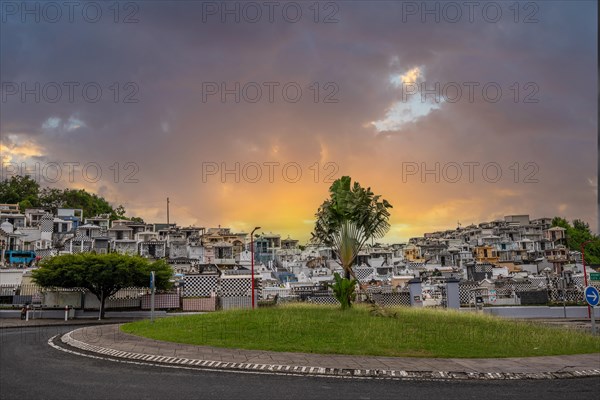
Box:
312;176;392;307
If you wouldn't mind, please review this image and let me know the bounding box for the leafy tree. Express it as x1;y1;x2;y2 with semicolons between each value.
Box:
551;217;600;264
0;175;40;210
60;189;114;218
311;176;392;309
38;187;66;211
329;272;357;310
312;176;393;280
32;253;172;319
551;217;569;230
111;205;145;223
114;205;127;218
1;174;143;223
18;198;34;211
573;219;590;232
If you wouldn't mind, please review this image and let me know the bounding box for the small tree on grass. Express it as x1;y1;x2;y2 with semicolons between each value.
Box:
329;272;357;309
32;253;172;319
312;176;393;309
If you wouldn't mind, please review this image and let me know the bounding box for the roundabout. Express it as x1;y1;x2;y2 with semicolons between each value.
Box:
52;323;600;381
1;323;599;400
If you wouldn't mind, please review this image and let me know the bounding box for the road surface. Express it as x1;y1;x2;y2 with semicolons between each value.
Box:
1;325;599;400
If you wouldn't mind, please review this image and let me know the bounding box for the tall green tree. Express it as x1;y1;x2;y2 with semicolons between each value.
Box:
32;253;172;319
311;176;392;307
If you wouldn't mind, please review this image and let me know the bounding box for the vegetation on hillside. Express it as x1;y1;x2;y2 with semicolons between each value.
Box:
551;217;600;264
0;175;143;221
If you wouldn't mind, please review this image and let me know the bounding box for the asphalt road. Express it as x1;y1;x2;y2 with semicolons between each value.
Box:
1;325;599;400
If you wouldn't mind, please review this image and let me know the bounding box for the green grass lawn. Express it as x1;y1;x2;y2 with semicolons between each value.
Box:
121;304;600;358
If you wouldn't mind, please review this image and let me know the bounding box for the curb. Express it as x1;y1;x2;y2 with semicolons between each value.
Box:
51;329;600;381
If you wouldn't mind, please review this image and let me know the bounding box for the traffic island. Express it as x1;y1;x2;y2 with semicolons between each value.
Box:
50;323;600;381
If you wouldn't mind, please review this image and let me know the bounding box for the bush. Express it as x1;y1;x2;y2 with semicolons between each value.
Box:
329;272;357;309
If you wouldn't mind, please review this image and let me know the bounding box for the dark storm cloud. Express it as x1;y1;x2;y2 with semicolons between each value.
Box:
0;0;596;239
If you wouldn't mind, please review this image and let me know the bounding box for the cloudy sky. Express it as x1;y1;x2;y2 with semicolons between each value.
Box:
1;1;597;242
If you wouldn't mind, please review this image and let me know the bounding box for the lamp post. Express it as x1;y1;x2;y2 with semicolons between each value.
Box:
250;226;261;309
581;240;595;318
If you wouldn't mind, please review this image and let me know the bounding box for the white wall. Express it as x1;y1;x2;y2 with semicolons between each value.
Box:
0;270;25;285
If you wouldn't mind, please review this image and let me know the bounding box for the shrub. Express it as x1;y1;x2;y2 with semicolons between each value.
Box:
329;272;357;309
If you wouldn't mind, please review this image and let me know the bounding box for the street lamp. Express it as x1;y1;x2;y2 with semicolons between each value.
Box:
581;239;595;318
250;226;261;309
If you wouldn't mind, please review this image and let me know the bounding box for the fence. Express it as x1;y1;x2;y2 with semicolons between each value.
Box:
459;279;600;306
85;296;141;310
220;296;252;310
371;292;411;307
306;294;339;305
302;286;413;308
182;296;218;312
262;287;292;299
3;276;599;311
141;294;180;310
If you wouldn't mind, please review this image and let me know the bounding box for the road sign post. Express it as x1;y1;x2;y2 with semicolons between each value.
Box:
489;289;497;304
584;286;599;335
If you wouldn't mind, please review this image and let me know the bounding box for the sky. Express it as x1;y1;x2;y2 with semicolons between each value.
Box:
0;0;597;243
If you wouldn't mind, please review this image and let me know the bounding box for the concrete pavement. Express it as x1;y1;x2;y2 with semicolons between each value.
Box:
54;324;600;380
0;318;136;329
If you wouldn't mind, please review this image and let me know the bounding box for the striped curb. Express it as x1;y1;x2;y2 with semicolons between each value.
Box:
52;329;600;381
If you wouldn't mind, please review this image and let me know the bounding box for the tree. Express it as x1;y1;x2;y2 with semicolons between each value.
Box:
60;189;114;218
0;175;40;210
551;217;600;264
573;219;590;232
39;187;113;217
311;176;392;309
551;217;569;230
1;174;143;222
311;176;392;307
32;253;172;319
114;205;127;219
39;187;66;211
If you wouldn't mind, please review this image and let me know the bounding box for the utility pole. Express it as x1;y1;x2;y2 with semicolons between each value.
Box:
251;226;261;309
167;197;170;225
150;271;155;323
